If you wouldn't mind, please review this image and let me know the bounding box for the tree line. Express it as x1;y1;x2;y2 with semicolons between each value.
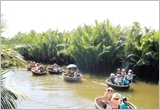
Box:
2;19;159;83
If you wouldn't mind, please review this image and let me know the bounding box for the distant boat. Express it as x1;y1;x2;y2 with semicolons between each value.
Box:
94;96;112;109
106;79;131;90
47;67;63;74
31;68;47;75
26;61;36;71
62;73;82;81
94;96;137;109
62;64;82;81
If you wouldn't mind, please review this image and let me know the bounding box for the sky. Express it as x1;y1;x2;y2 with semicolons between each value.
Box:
1;1;159;38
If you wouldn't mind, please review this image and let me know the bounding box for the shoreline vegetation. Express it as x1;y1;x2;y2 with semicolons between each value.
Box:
1;19;159;84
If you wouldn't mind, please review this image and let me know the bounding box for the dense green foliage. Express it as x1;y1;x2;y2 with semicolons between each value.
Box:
2;19;159;83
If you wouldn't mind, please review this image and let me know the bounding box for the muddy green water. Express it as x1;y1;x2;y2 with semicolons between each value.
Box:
3;67;159;109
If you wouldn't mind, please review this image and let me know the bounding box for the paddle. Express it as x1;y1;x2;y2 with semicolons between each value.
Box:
126;102;133;109
134;74;139;80
61;68;66;73
77;68;88;80
119;99;131;109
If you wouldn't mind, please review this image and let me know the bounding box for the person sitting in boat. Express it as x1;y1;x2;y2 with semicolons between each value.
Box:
122;75;130;85
102;87;114;104
68;68;73;77
115;68;121;75
51;63;57;71
35;63;39;67
110;93;121;109
54;64;61;72
29;61;33;67
39;65;44;72
127;69;135;84
43;66;47;71
34;64;39;71
121;69;126;78
29;61;35;67
49;65;54;71
109;73;115;84
54;66;59;72
74;69;79;78
120;97;130;109
114;74;122;85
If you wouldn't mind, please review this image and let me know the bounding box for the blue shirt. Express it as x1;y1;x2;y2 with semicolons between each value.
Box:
120;102;129;109
123;79;129;85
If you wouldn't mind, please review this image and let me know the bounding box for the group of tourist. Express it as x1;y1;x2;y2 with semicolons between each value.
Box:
102;87;130;109
29;61;46;72
67;68;79;78
29;61;36;68
109;68;135;85
29;61;64;73
50;63;62;72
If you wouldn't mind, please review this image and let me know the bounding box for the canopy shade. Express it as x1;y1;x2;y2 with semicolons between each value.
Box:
66;64;77;68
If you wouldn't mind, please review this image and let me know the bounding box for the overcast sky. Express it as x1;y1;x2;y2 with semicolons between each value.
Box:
1;1;159;38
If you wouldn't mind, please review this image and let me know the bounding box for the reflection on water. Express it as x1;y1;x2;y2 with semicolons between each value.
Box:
3;68;159;109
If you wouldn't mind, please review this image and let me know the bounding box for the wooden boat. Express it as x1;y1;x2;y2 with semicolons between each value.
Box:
94;96;112;109
47;67;63;74
106;79;131;90
94;96;137;109
31;68;47;75
62;73;82;81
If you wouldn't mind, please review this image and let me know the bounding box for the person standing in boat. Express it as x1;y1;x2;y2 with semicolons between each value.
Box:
102;87;114;104
127;69;135;84
120;97;130;109
74;69;79;78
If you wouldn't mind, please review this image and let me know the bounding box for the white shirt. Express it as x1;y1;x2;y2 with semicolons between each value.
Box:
127;72;134;80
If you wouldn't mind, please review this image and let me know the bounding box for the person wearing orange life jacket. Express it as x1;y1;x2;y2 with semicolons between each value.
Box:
102;87;114;104
29;61;32;67
110;93;121;109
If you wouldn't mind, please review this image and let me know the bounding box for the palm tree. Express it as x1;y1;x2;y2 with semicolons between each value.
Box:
1;45;29;110
1;69;29;109
1;15;29;109
123;22;159;76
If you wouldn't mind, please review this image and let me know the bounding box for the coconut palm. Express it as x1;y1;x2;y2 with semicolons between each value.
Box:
1;15;29;109
123;22;159;74
1;70;29;109
1;45;29;109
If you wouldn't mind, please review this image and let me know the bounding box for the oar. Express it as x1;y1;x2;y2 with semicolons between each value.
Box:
77;68;88;80
134;74;139;79
61;68;66;73
126;102;133;109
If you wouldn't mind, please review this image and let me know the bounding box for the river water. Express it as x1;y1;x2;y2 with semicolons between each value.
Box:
3;67;159;109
